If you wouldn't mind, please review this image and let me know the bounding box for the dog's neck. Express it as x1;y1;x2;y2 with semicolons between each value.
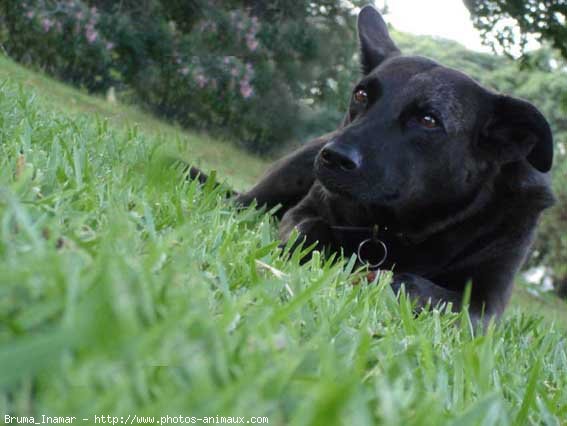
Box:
327;181;495;246
395;185;494;245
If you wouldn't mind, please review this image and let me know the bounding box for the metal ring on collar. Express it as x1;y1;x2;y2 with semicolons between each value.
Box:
357;238;388;270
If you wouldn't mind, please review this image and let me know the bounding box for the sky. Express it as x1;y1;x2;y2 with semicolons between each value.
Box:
374;0;490;52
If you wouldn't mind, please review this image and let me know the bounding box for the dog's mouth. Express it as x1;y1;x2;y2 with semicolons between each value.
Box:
317;170;401;205
315;161;352;196
318;177;354;200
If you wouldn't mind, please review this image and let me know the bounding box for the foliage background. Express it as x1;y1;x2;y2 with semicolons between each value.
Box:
465;0;567;60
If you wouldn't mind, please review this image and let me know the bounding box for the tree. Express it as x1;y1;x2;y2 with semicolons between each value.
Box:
464;0;567;59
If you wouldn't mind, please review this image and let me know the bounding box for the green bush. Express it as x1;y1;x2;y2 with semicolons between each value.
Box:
1;0;364;153
534;157;567;296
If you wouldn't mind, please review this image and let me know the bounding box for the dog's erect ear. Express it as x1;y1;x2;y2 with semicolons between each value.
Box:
357;5;400;74
481;95;553;173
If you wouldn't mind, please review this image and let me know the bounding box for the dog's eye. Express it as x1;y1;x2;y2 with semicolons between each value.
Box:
417;114;439;129
353;89;368;105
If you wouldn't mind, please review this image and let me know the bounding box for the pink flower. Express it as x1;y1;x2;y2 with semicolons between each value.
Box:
230;67;239;77
223;56;231;65
76;11;84;20
42;18;53;32
85;26;98;43
245;63;254;78
195;74;208;88
25;11;35;19
106;42;114;50
240;81;253;98
180;67;190;76
246;34;258;51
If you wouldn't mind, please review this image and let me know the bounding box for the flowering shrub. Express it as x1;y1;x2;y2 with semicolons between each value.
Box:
2;0;364;152
3;0;117;91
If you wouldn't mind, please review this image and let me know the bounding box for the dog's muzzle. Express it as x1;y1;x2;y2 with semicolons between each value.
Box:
319;141;361;172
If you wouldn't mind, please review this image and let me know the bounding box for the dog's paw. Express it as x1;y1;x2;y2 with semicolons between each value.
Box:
296;217;333;247
281;217;332;253
279;218;333;262
391;273;419;295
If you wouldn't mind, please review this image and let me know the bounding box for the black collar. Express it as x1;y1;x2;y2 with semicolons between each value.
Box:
330;224;417;246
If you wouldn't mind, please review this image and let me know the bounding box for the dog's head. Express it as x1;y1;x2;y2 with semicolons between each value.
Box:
315;6;553;216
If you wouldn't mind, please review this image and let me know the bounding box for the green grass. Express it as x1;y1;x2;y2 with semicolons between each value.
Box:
0;55;267;190
1;56;566;425
510;284;567;326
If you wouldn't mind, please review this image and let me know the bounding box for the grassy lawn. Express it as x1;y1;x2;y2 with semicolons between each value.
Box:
1;56;566;424
0;55;267;190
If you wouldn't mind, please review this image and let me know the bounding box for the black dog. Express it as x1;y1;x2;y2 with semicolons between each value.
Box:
192;6;555;323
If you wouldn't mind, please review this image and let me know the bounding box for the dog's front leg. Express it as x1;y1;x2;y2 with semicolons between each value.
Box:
278;186;337;254
280;212;335;253
391;273;465;313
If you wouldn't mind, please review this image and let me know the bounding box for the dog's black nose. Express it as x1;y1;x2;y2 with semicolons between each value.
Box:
320;143;361;171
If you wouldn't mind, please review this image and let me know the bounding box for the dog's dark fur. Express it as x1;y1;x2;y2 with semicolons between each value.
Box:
190;6;555;324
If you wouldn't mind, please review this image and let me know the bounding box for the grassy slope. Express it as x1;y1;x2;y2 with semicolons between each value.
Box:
0;55;266;190
1;56;566;424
